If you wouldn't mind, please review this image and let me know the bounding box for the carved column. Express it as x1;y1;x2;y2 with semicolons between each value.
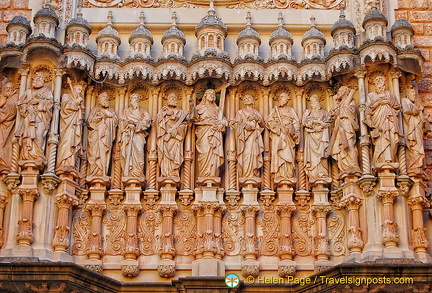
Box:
378;189;399;248
46;68;64;174
227;90;238;191
122;204;141;278
340;189;364;257
408;178;431;263
0;194;7;249
276;202;296;277
311;183;332;272
16;189;39;249
1;175;20;254
85;203;105;273
146;88;160;191
241;205;259;278
182;88;194;191
214;205;225;260
262;89;271;191
158;204;176;278
10;67;30;174
356;70;373;177
52;193;78;253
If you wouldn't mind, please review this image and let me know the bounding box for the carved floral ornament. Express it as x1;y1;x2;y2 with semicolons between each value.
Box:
84;0;344;8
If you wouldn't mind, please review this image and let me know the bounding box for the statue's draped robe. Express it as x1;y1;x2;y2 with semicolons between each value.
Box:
87;105;118;176
267;106;300;179
118;107;151;177
193;103;225;178
232;107;264;179
155;106;188;178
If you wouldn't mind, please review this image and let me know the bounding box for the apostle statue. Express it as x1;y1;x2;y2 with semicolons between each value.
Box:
364;75;402;169
155;92;188;182
230;94;265;185
328;86;361;178
402;87;425;175
86;91;118;177
192;89;227;184
302;94;331;184
16;71;53;167
56;78;85;174
266;92;300;185
117;93;151;179
0;80;18;173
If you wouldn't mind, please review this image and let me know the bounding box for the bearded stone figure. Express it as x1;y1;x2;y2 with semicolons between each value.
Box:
0;81;18;173
16;71;54;166
364;75;402;169
302;94;331;184
328;86;361;178
231;94;265;184
192;89;227;184
266;92;300;185
86;91;118;177
57;79;85;173
402;87;425;175
155;93;188;181
117;93;151;178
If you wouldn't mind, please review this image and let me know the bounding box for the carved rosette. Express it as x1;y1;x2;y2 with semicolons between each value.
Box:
122;264;140;278
158;264;176;278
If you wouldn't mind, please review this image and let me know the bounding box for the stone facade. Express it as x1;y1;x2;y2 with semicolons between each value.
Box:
0;0;431;292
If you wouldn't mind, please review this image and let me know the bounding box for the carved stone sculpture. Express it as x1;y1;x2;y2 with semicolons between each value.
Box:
402;87;425;176
86;92;118;177
0;81;18;173
364;75;402;169
230;94;265;185
328;86;361;178
155;93;188;182
302;94;331;184
57;78;85;173
117;93;151;178
192;89;227;184
267;92;300;185
16;71;54;167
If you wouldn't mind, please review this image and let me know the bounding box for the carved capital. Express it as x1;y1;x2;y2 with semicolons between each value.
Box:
159;204;177;217
408;196;430;210
242;262;260;278
340;195;363;210
54;68;66;77
116;87;128;96
276;204;296;217
311;204;331;218
278;264;296;278
354;70;366;79
390;70;402;80
158;264;176;278
226;194;240;208
54;194;78;209
377;190;398;204
143;192;159;207
19;189;39;202
86;204;106;217
359;135;371;147
123;204;142;217
18;66;30;77
41;174;61;196
397;179;413;197
122;264;140;278
242;205;259;218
